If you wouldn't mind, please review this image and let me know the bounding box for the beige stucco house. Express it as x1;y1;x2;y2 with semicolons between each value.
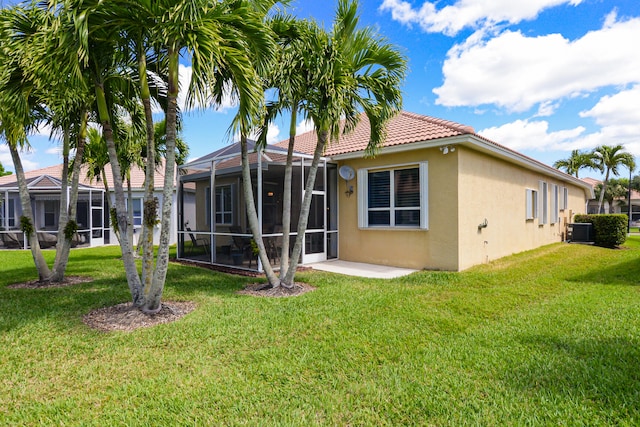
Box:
177;111;593;272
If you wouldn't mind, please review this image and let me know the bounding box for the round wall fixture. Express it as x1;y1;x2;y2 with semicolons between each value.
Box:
338;165;355;181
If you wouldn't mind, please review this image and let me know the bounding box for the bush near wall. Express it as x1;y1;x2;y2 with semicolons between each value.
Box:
574;214;628;248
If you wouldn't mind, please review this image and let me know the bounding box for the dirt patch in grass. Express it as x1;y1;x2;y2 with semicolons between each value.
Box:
238;282;315;298
7;275;94;289
83;301;197;332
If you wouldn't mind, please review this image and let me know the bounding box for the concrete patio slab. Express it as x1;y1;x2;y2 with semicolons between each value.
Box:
307;260;418;279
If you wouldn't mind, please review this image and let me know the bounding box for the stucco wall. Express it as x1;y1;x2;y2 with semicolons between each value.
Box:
337;147;459;271
456;147;588;270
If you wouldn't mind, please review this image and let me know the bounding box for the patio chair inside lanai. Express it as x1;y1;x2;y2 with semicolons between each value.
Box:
177;140;338;271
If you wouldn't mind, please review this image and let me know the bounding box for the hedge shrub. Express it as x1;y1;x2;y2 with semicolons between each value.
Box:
573;214;627;248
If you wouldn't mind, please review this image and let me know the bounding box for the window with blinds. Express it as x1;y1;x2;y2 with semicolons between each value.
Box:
358;163;427;229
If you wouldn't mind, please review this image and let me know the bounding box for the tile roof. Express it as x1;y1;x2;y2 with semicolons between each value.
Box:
582;177;640;200
275;111;475;156
581;177;601;188
0;160;172;190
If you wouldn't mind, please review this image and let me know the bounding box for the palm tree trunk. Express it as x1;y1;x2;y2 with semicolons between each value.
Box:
55;125;71;256
282;129;327;286
138;40;156;295
95;80;143;305
9;143;51;280
127;174;134;253
146;47;178;313
279;104;297;274
598;170;610;214
51;112;88;281
240;134;281;287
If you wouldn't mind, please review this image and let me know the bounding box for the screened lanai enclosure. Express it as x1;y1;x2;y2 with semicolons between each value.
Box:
177;141;338;271
0;175;106;249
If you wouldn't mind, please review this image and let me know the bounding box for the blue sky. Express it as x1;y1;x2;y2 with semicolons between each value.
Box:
2;0;640;179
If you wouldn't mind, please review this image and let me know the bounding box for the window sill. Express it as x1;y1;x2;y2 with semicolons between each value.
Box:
359;226;427;231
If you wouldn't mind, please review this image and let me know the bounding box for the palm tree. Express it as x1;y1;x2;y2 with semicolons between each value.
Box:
280;0;405;287
142;0;274;313
594;179;628;213
0;4;52;280
239;0;406;290
0;3;94;282
592;145;636;214
72;0;275;313
262;15;325;278
553;149;596;178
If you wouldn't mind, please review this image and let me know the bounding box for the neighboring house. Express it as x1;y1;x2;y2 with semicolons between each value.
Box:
581;177;640;222
0;161;179;249
582;177;610;214
177;111;593;272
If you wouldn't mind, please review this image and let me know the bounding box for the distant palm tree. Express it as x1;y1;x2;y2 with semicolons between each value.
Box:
592;145;635;214
594;179;627;213
553;149;596;178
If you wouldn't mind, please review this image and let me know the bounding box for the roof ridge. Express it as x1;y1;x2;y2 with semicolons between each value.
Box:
399;111;475;134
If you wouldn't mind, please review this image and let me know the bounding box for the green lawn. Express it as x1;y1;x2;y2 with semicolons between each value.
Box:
1;239;639;426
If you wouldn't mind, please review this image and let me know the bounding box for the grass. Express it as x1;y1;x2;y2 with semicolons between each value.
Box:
1;240;639;426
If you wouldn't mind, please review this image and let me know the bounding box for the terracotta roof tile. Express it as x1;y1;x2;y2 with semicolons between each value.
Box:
0;160;172;189
276;111;475;156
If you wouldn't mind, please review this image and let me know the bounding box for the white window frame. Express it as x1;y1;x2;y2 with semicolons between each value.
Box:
8;198;15;228
539;181;548;225
357;162;428;230
44;200;57;228
215;184;234;225
126;198;143;227
525;188;538;220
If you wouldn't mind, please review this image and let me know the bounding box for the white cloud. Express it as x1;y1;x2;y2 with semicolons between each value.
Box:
478;119;586;151
579;85;640;127
575;85;640;156
178;64;237;113
434;16;640;112
296;119;314;135
0;144;39;172
46;146;62;156
234;122;281;145
265;123;281;145
380;0;582;36
535;101;559;117
478;85;640;156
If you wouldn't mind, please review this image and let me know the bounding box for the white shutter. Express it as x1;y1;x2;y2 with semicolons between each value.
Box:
357;168;368;228
420;162;429;229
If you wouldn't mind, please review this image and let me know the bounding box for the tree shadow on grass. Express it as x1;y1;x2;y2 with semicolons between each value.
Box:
0;277;130;333
504;334;640;418
567;257;640;287
0;261;262;333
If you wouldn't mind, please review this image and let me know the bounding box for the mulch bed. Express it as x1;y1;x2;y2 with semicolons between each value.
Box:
6;275;94;289
237;282;315;298
83;301;197;332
